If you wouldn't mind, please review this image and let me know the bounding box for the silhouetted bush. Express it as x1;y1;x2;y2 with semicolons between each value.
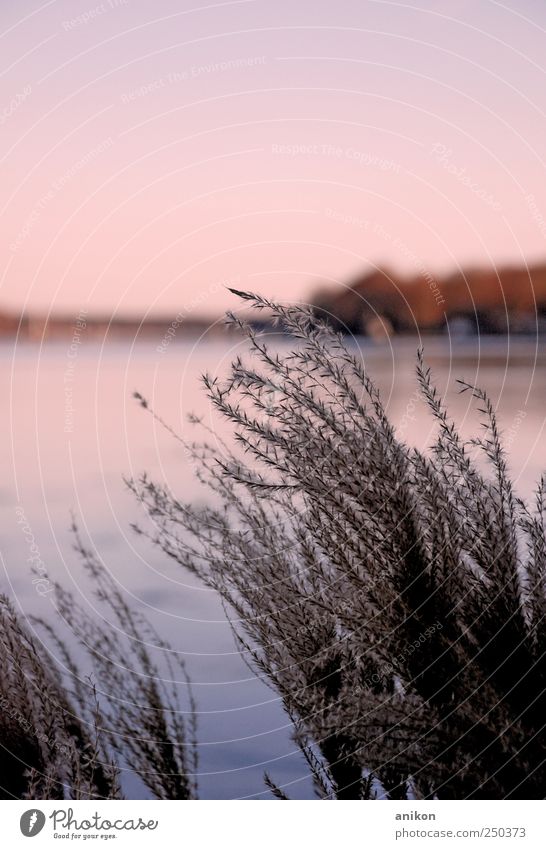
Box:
131;291;546;799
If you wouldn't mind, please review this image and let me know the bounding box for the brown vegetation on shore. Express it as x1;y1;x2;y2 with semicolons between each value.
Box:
312;262;546;335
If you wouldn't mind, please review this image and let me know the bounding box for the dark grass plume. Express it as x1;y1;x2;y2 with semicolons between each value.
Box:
130;290;546;800
0;526;197;800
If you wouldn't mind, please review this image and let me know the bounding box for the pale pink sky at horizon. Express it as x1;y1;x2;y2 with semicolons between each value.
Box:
1;0;545;317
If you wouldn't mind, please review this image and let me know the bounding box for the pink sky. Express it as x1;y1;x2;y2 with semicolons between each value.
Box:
1;0;545;317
